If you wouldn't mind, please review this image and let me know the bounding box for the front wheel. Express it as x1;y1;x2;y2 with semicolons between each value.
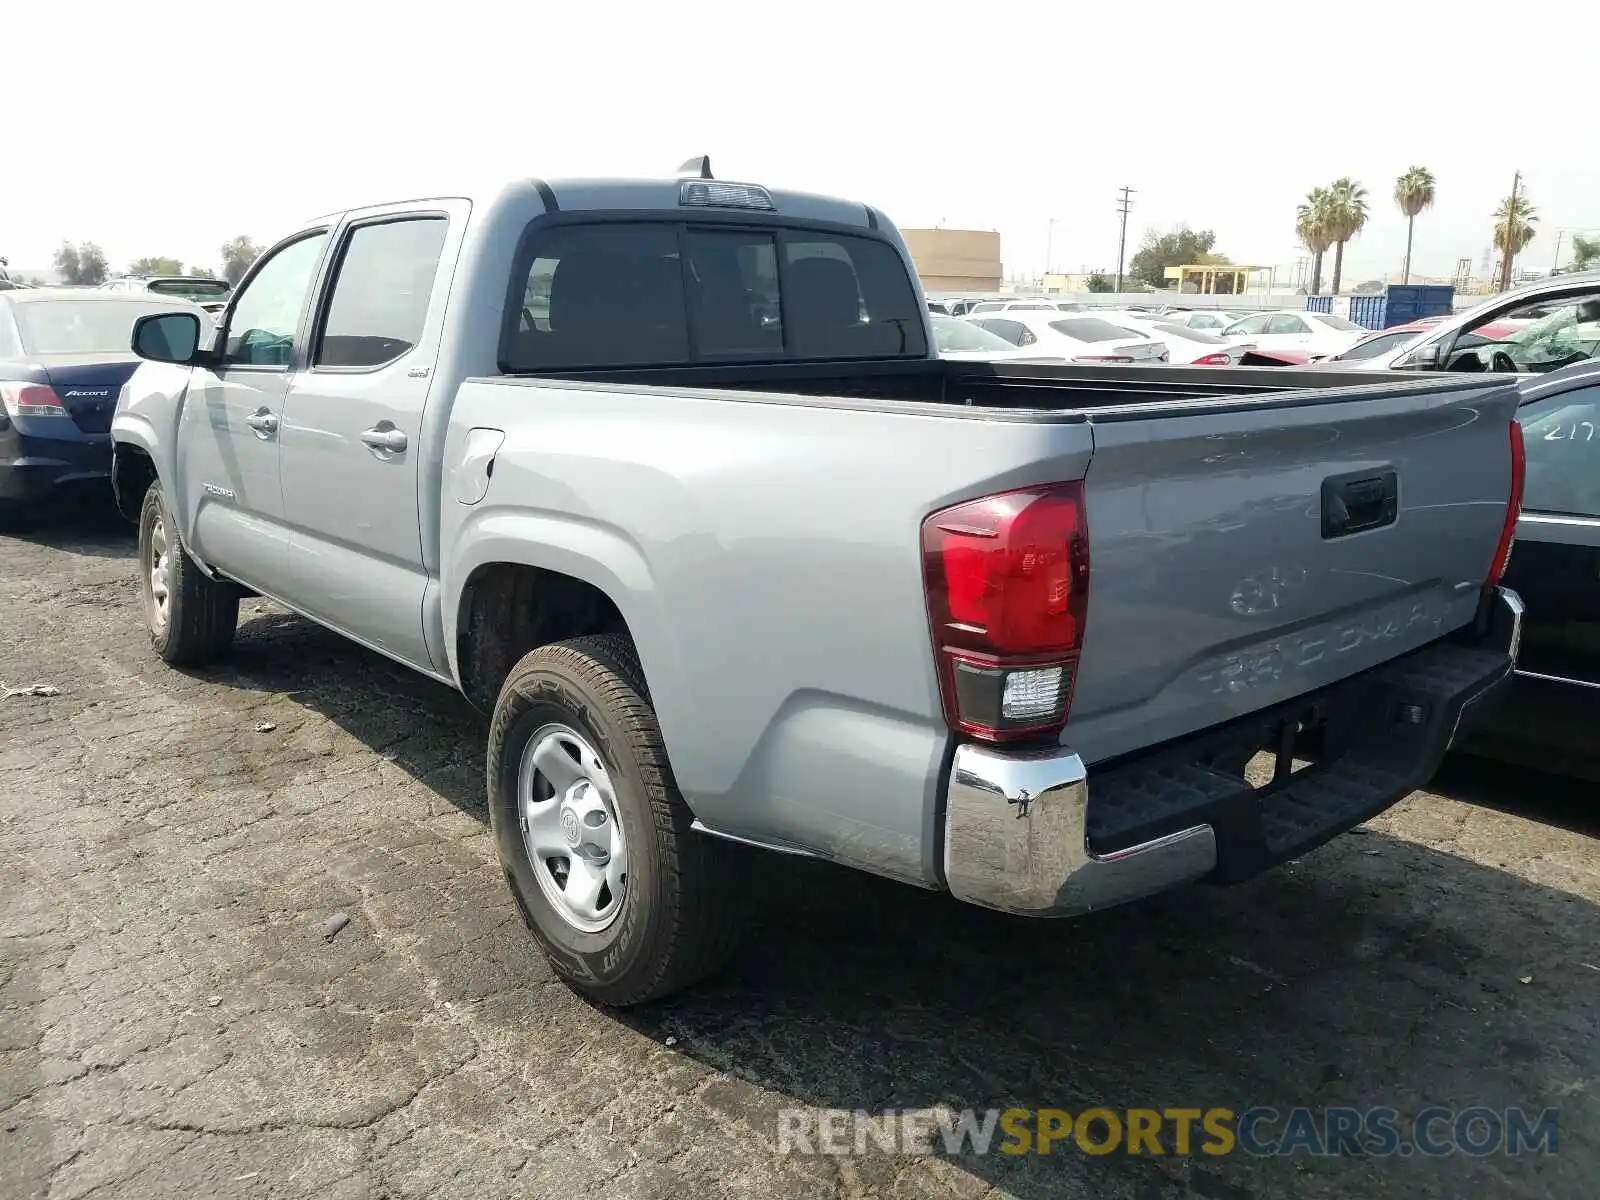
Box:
137;482;238;666
487;634;743;1006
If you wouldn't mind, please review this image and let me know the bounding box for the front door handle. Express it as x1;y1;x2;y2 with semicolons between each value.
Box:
360;424;408;454
245;408;278;438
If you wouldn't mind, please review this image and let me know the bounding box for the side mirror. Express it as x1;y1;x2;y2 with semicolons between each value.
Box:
131;311;202;365
1395;341;1441;371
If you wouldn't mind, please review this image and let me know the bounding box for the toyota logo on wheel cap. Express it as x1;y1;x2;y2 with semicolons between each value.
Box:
559;808;581;847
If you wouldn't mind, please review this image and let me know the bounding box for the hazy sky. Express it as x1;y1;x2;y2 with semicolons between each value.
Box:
8;1;1595;285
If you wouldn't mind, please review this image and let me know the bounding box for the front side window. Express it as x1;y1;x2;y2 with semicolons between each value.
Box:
1519;386;1600;517
315;218;448;369
1334;330;1412;361
501;221;925;371
223;233;329;367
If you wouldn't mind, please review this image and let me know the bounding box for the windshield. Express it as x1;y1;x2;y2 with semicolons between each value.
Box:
1494;302;1600;369
1050;317;1140;343
14;300;175;355
931;314;1018;352
1335;330;1418;360
146;278;231;302
1154;322;1226;344
1311;313;1363;332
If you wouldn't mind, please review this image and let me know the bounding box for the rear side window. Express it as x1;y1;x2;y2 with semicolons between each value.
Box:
1050;318;1136;343
315;217;448;369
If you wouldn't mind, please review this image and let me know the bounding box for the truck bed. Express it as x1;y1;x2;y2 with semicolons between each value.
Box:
499;357;1425;416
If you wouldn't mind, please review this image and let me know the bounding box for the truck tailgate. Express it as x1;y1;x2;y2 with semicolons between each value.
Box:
1066;377;1521;765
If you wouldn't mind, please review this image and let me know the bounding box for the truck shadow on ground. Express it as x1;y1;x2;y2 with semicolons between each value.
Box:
212;611;1597;1200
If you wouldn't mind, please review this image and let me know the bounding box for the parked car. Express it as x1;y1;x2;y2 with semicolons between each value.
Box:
962;311;1169;362
113;165;1522;1006
1220;310;1368;359
1456;360;1600;780
1327;316;1536;366
1502;359;1600;688
1326;272;1600;373
102;275;233;315
1164;309;1252;335
1091;313;1239;365
930;313;1066;361
1;290;210;520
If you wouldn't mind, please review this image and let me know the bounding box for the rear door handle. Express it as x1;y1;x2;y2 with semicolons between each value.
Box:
244;408;278;437
360;424;408;454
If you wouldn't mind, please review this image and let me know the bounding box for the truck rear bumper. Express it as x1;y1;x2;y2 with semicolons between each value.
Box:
943;586;1523;917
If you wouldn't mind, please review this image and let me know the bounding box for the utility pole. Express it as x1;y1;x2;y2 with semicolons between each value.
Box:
1114;186;1135;293
1497;171;1521;292
1046;218;1056;276
1550;230;1566;275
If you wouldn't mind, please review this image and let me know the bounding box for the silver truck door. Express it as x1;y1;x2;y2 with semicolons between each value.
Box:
179;231;329;586
274;210;457;671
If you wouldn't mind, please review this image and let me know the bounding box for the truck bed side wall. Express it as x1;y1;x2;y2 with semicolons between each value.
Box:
440;380;1095;887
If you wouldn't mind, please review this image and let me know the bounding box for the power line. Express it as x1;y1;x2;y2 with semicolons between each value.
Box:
1114;186;1135;292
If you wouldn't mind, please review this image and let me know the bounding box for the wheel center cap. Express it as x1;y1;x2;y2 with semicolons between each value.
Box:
559;808;581;848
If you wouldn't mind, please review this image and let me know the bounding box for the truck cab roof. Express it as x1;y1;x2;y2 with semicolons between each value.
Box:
307;174;885;236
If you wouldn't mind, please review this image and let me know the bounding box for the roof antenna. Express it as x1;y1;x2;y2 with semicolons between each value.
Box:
677;155;713;180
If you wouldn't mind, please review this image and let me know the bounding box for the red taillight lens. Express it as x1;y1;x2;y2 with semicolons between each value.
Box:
922;482;1090;742
0;382;68;417
1486;419;1525;587
1194;352;1233;366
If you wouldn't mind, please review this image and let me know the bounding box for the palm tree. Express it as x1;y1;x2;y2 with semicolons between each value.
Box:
1492;195;1538;284
1393;166;1435;284
1572;234;1600;272
1296;188;1333;295
1324;178;1369;295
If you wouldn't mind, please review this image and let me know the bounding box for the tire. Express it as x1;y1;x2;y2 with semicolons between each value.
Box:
487;633;743;1006
137;481;238;666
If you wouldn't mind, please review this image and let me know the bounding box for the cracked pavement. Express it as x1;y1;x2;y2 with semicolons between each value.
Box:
2;514;1596;1199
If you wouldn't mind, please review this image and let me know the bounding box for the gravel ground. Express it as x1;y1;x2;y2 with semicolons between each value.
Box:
2;514;1596;1200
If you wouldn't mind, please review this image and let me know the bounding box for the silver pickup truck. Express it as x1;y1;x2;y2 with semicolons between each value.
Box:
112;162;1526;1005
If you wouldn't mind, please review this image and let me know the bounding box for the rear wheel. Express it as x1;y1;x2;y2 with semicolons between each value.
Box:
138;481;238;665
487;633;743;1006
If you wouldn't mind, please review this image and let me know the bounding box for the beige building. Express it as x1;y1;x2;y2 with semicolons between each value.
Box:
901;228;1002;294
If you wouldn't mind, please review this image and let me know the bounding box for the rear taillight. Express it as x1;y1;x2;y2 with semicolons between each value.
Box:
1072;354;1134;364
922;482;1090;742
1194;352;1233;366
0;382;68;417
1486;419;1526;587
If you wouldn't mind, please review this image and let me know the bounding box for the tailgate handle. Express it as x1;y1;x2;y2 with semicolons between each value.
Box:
1321;468;1398;539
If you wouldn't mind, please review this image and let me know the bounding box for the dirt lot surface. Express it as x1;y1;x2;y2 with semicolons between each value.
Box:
2;515;1596;1200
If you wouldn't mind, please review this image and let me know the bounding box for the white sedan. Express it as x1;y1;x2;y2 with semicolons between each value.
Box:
929;314;1067;361
1094;313;1240;365
962;312;1168;363
1160;309;1252;334
1220;310;1367;358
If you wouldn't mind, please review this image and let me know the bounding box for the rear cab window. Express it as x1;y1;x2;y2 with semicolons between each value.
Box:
501;220;927;372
